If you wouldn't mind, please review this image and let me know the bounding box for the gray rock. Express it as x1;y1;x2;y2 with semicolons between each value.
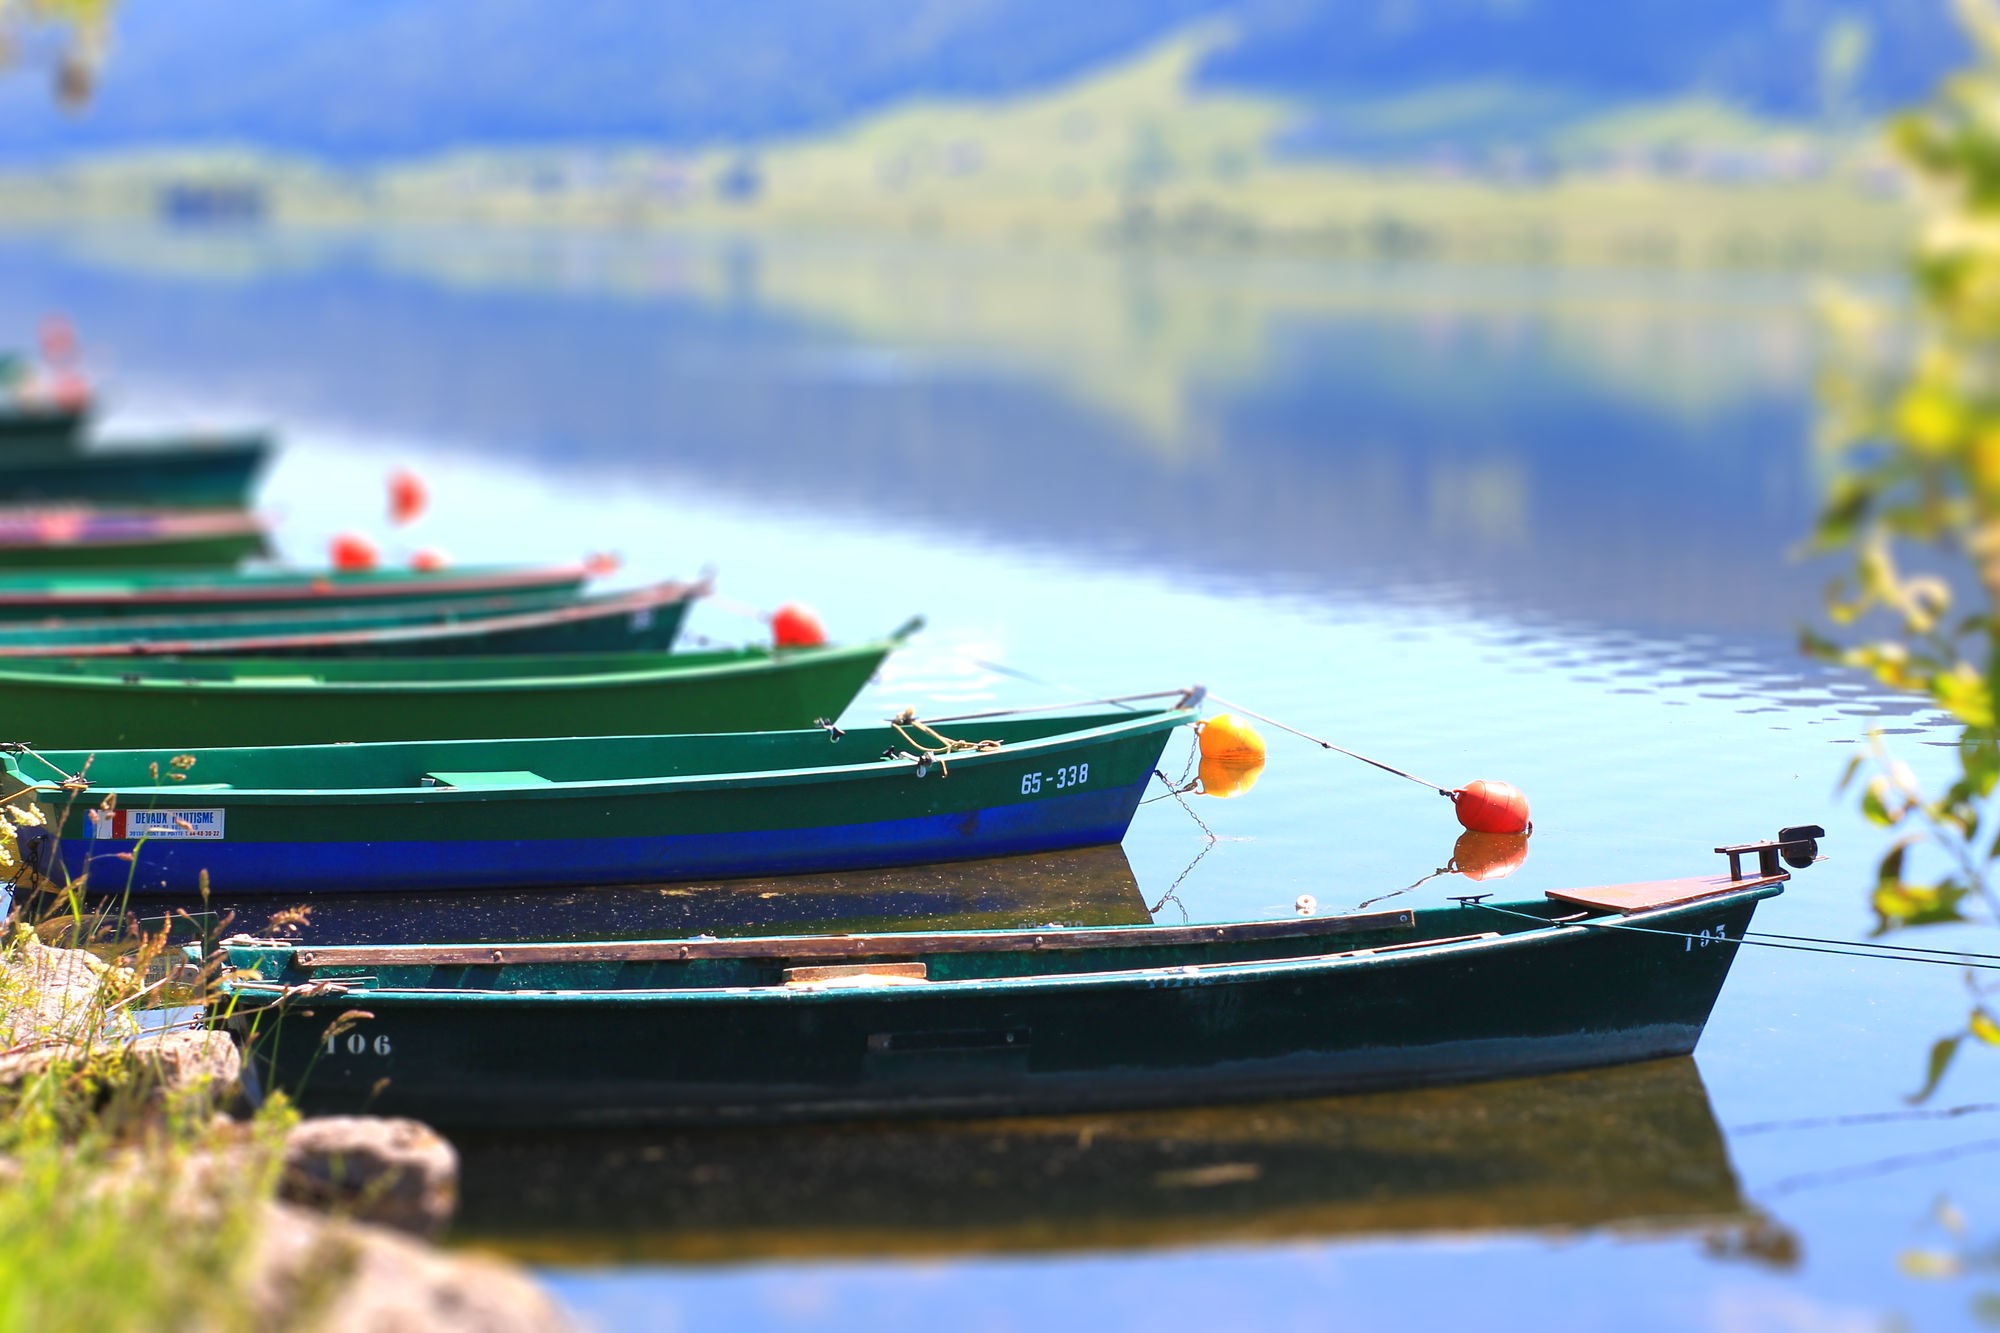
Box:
282;1116;460;1239
0;1028;240;1108
251;1202;576;1333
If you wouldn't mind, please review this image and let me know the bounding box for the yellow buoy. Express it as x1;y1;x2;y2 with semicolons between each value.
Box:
1196;713;1266;763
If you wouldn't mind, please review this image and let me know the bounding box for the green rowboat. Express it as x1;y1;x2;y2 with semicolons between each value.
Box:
0;432;268;508
0;562;593;621
7;695;1184;894
209;829;1821;1126
0;508;268;569
0;621;918;749
0;401;86;452
0;578;705;658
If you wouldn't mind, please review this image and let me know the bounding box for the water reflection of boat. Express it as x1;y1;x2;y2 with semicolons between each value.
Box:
448;1057;1762;1263
160;845;1154;946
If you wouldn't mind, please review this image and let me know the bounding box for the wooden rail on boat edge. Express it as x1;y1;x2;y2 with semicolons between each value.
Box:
285;909;1420;969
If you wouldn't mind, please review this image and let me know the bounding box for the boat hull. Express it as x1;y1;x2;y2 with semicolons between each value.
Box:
0;435;268;508
0;564;592;621
0;642;895;750
225;888;1773;1126
0;582;698;658
38;711;1178;894
0;404;86;451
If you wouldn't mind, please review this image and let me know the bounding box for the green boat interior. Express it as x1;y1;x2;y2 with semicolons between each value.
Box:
4;706;1192;795
0;564;577;597
0;642;861;687
213;876;1785;998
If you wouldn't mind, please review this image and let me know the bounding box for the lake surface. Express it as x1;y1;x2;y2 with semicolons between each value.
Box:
4;226;1997;1330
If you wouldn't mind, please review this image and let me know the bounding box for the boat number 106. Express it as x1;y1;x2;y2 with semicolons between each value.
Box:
326;1031;393;1057
1022;763;1088;796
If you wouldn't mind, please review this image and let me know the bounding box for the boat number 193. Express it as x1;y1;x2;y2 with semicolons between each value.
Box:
1022;763;1088;796
326;1031;393;1057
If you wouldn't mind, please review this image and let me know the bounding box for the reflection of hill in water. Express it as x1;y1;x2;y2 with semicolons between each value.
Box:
2;232;1825;636
451;1057;1769;1264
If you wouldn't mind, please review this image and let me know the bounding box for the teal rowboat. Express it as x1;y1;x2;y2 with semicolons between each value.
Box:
0;562;592;620
0;578;705;658
9;697;1188;894
0;432;268;508
0;621;918;749
208;830;1821;1125
0;508;268;569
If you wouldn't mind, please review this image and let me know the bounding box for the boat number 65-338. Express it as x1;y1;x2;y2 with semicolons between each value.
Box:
1022;763;1088;796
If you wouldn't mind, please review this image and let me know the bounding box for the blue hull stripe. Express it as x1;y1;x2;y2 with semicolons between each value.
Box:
63;782;1150;895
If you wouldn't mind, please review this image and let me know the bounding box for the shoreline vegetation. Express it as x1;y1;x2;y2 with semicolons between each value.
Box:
0;811;573;1333
0;30;1916;271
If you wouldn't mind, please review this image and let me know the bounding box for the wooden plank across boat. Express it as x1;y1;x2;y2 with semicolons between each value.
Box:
0;577;706;658
6;699;1189;895
0;620;919;750
205;832;1818;1126
0;562;593;621
0;432;269;508
0;507;269;569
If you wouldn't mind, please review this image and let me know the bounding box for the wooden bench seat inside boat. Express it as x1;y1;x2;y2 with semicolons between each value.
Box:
1546;871;1784;914
423;770;555;788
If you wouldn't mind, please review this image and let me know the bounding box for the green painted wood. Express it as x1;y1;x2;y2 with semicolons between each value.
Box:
6;701;1182;853
0;433;269;508
0;579;700;658
0;563;591;621
0;630;915;747
0;527;267;570
209;878;1785;1126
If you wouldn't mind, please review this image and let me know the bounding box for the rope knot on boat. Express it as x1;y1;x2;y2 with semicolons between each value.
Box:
883;711;1003;779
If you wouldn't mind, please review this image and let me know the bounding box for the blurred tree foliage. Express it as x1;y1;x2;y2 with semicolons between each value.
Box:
1813;0;2000;1098
0;0;113;105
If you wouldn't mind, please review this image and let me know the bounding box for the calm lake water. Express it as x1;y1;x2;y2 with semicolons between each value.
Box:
4;226;1998;1330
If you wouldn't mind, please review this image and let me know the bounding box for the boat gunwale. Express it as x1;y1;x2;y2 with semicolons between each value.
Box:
0;576;710;659
0;632;909;695
0;562;593;607
216;879;1785;1006
8;704;1196;804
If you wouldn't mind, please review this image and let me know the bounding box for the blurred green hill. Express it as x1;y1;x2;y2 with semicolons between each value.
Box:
0;0;1963;160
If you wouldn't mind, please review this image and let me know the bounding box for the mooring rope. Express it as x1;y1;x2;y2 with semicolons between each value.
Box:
1203;693;1454;797
1468;901;2000;972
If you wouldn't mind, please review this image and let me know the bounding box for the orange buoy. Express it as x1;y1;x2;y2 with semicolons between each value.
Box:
771;603;827;648
1197;752;1265;799
1197;713;1266;763
1452;830;1530;882
1453;779;1531;835
388;468;428;526
584;552;622;577
329;532;379;572
38;314;77;366
410;549;447;571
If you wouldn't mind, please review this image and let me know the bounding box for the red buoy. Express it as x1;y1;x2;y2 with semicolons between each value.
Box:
585;552;622;577
329;532;379;572
388;469;428;526
410;548;446;571
1453;779;1531;835
770;603;827;648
